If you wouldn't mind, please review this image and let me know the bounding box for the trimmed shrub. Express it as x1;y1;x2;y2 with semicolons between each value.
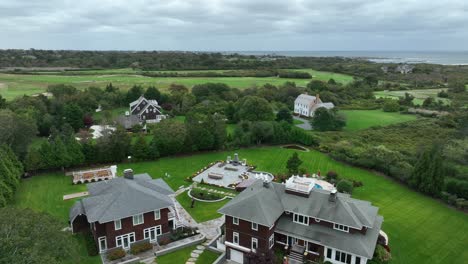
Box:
337;179;353;194
83;232;98;256
159;237;171;245
382;100;400;112
107;248;126;261
373;244;392;263
326;171;339;181
352;180;364;188
130;241;153;255
191;188;224;201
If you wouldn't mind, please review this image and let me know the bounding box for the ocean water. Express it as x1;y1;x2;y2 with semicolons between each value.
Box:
233;51;468;65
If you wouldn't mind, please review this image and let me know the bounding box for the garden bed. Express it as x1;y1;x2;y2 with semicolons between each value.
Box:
281;144;309;152
188;188;229;202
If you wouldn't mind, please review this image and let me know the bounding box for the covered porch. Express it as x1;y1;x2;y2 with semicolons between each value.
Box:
275;232;324;263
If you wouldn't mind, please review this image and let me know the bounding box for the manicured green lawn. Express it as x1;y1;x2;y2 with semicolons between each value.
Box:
0;68;354;100
156;245;197;264
176;191;230;223
374;89;451;106
156;244;220;264
14;147;468;263
196;250;221;264
341;110;418;131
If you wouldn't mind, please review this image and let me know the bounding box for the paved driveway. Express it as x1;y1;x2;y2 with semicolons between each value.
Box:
293;116;312;130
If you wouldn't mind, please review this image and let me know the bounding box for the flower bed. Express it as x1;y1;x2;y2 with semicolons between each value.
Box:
190;187;225;201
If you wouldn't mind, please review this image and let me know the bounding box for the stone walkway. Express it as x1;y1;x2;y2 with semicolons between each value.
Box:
185;244;208;264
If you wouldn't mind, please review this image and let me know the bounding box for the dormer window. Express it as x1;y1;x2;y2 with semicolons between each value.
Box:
334;223;349;232
293;213;309;226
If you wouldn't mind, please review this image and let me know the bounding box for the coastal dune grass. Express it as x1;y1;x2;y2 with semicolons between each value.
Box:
13;147;468;264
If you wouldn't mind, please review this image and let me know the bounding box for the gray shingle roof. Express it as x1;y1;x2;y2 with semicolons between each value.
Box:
275;214;383;259
219;180;382;258
294;94;317;105
218;182;284;227
70;174;174;224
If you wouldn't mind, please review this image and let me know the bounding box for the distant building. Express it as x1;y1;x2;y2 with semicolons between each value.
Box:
294;94;334;117
129;96;166;124
395;64;414;74
218;176;384;264
69;170;178;253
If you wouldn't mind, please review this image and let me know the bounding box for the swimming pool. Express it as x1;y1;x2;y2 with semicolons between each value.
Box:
314;183;323;189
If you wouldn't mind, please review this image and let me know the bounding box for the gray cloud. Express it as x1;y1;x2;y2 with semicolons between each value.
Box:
0;0;467;50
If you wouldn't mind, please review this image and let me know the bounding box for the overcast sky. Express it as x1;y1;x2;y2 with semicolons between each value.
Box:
1;0;467;51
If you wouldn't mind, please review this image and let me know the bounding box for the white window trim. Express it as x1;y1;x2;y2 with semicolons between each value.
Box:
155;210;161;220
293;213;309;226
233;232;239;245
251;222;258;231
98;236;107;253
133;214;144;226
114;219;122;230
269;234;274;249
251;237;258;251
334;223;349;233
233;217;239;225
144;225;162;242
115;232;136;250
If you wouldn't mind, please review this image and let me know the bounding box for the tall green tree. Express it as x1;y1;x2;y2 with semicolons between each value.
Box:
0;207;81;263
126;85;144;103
311;108;346;131
144;86;161;101
409;144;445;196
236;96;274;122
286;152;303;175
152;120;187;156
63;103;84;131
276;107;293;124
0;145;23;207
0;110;37;159
131;134;150;161
0;95;6;109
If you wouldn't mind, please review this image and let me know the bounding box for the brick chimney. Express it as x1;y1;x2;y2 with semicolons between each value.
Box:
329;188;337;202
124;169;134;180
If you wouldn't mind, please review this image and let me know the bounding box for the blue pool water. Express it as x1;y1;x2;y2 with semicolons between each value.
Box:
314;184;323;189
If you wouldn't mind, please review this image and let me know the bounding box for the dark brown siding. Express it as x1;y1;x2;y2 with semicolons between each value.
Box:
225;215;273;252
92;208;172;249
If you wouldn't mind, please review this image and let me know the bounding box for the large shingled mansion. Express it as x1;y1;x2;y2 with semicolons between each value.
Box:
218;176;383;264
294;93;334;117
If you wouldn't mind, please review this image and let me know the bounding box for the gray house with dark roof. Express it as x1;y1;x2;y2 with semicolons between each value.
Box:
218;177;383;264
70;170;177;253
129;95;166;124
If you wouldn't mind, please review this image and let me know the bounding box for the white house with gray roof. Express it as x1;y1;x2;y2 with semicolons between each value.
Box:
294;93;334;117
218;176;384;264
69;170;177;253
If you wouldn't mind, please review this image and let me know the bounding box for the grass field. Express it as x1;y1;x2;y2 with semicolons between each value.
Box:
0;68;354;100
374;89;451;105
341;110;418;131
13;147;468;264
176;191;230;223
